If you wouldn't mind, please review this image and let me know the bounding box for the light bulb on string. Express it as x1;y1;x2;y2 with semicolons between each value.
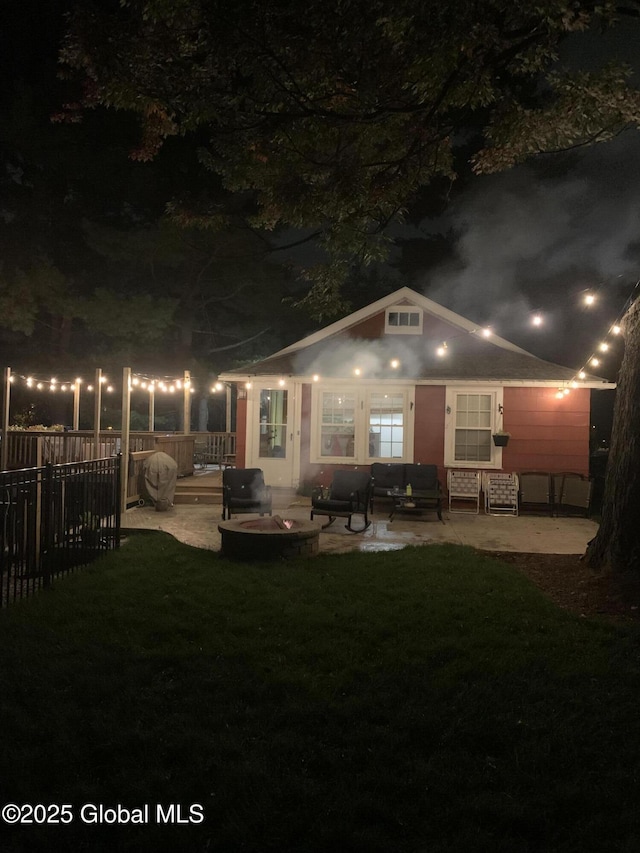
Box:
531;314;543;327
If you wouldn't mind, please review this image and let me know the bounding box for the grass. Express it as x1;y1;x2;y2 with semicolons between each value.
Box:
1;532;639;852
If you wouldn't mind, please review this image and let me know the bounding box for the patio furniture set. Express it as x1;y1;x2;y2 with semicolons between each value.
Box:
221;464;592;534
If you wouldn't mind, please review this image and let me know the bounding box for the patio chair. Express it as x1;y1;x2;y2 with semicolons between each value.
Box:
447;470;481;514
518;472;553;515
310;470;372;532
222;468;272;520
552;472;592;517
193;440;208;469
485;472;519;516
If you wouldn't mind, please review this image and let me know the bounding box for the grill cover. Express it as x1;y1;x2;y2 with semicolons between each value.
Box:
143;451;178;510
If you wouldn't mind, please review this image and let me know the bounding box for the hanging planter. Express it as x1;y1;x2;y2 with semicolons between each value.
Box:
492;432;511;447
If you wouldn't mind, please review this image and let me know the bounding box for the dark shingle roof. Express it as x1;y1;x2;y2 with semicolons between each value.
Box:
224;333;607;383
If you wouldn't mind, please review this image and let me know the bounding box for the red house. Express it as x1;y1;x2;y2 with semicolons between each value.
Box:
217;287;614;491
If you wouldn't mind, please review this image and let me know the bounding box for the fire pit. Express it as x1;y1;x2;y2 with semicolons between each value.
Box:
218;515;320;560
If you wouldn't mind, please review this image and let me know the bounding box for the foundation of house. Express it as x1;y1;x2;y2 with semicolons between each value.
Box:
218;516;320;560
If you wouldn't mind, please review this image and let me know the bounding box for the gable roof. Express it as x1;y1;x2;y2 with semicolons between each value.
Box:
219;287;614;388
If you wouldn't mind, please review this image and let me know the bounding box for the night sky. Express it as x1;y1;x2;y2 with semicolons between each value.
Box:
3;2;640;440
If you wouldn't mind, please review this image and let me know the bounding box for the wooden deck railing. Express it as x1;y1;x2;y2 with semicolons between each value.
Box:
2;431;236;505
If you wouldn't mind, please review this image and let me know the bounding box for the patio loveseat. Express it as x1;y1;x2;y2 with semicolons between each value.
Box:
370;463;443;520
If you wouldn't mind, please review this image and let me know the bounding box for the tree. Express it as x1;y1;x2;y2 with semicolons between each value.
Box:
586;297;640;573
59;0;640;315
58;0;640;572
80;217;303;366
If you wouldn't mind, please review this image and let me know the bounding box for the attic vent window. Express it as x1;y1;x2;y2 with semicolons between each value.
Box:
385;306;423;335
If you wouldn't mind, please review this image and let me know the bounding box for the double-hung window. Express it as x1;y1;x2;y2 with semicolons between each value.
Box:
445;387;503;468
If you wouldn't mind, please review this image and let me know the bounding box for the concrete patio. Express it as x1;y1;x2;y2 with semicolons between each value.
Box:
122;491;598;556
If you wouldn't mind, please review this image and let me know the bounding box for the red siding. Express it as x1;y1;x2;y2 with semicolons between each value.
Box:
414;386;447;482
501;387;590;475
290;383;590;487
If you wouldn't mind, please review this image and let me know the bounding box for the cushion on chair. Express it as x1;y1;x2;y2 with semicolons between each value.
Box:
370;463;405;493
329;470;371;504
404;463;440;493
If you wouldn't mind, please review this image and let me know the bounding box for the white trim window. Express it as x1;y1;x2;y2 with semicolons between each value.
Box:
445;387;503;468
385;305;423;335
312;385;414;464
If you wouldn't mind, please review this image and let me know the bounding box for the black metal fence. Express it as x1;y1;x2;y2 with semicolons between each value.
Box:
0;456;121;606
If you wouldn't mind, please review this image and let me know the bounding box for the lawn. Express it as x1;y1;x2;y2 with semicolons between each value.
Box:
1;532;639;852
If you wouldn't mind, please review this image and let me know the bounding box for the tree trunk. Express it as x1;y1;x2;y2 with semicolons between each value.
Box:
198;397;209;432
585;297;640;572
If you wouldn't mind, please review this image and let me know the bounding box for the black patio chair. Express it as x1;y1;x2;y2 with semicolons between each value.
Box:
310;470;372;532
222;468;272;520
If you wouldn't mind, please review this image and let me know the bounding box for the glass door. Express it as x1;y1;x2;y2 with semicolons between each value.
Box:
253;387;292;486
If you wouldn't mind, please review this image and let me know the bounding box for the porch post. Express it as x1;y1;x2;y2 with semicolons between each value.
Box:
120;367;131;514
148;384;155;431
1;367;11;472
183;369;191;434
93;368;102;459
72;378;81;431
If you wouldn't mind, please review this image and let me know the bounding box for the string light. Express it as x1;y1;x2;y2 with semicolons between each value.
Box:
532;314;543;326
8;370;199;398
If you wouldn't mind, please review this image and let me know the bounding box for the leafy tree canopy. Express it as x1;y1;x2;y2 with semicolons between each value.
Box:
60;0;640;316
